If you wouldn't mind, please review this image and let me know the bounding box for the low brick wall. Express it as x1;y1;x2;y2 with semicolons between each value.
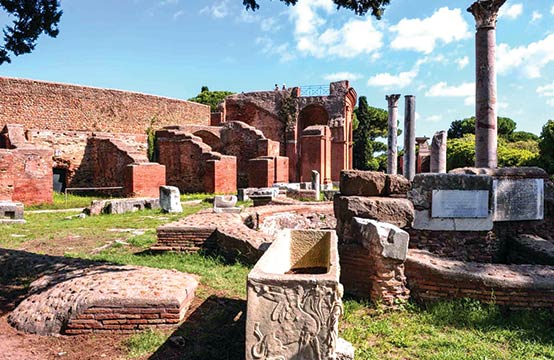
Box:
65;302;189;335
407;229;501;263
154;226;217;253
339;244;372;298
406;250;554;308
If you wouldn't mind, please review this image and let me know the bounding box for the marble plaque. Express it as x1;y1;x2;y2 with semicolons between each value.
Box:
431;190;489;218
493;179;544;221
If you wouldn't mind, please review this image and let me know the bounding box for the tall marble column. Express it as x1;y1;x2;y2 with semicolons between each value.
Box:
468;0;505;168
403;95;416;181
386;94;401;175
430;130;447;173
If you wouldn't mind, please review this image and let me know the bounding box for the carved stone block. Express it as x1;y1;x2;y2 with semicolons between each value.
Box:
246;230;344;360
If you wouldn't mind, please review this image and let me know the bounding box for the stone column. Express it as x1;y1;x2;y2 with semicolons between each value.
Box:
386;94;401;175
430;131;448;173
403;95;416;181
311;170;320;200
468;0;505;168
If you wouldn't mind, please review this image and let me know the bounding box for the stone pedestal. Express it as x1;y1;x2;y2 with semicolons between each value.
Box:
386;94;401;175
214;195;241;213
246;229;345;359
159;186;182;213
430;131;447;173
311;170;321;200
403;95;416;181
0;201;25;224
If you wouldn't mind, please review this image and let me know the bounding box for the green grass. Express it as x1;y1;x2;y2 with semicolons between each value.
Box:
341;298;554;359
26;192;113;210
125;329;171;358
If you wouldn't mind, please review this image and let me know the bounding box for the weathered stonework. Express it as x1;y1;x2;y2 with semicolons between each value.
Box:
246;230;344;360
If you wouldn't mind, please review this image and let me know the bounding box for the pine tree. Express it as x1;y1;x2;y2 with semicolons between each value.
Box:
353;96;388;170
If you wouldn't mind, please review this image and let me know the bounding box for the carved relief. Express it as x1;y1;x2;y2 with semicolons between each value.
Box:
249;280;343;360
467;0;507;29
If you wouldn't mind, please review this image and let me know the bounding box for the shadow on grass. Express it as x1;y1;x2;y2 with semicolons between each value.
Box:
149;295;246;360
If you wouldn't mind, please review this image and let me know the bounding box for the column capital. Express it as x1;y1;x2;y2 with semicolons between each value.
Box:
467;0;506;29
385;94;401;107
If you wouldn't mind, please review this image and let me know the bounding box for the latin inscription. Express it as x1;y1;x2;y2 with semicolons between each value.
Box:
431;190;489;218
493;179;544;221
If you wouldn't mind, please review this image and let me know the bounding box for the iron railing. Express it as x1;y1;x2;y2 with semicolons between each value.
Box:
300;85;329;97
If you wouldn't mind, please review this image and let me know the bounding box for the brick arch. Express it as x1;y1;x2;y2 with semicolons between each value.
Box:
193;130;222;153
298;104;330;131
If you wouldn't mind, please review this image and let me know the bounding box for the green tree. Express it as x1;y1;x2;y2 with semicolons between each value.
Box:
188;86;234;112
447;134;539;170
0;0;62;64
448;116;517;139
539;120;554;174
353;96;387;171
242;0;390;18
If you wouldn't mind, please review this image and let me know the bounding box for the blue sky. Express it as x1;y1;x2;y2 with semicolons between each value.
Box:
1;0;553;138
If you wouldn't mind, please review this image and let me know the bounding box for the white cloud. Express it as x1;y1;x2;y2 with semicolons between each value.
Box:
498;3;523;19
255;37;295;62
551;5;554;15
537;82;554;97
531;11;542;22
367;70;418;89
290;0;383;58
426;81;475;106
200;0;229;19
456;56;469;69
424;115;442;123
390;7;470;54
497;34;554;78
324;72;362;81
172;10;184;21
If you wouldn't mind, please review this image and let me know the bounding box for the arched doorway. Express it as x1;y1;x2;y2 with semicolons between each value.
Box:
296;105;330;182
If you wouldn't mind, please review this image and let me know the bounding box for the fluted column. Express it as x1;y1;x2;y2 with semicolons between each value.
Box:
386;94;401;175
468;0;505;168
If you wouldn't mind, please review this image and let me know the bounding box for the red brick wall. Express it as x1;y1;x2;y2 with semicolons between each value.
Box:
157;130;237;194
249;157;275;188
0;147;53;205
124;163;166;198
300;126;331;183
406;250;554;309
0;77;210;134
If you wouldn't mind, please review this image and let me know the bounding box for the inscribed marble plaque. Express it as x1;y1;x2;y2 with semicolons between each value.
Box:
493;179;544;221
431;190;489;218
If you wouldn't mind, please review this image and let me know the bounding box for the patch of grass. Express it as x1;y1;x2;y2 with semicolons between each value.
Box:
125;329;171;358
0;206;206;249
181;193;215;202
341;298;554;359
26;193;113;210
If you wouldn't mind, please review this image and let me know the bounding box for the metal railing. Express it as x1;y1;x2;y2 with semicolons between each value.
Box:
300;85;330;97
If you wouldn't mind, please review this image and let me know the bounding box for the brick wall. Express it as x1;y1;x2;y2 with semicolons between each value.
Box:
156;129;237;194
0;77;210;134
0;147;53;205
406;250;554;309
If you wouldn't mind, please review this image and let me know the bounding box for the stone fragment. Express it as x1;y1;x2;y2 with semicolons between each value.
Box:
334;196;414;229
352;217;410;261
214;195;238;208
0;201;25;224
340;170;386;196
336;338;355;360
449;166;548;179
311;170;321;200
159;186;183;213
385;174;411;195
86;197;160;215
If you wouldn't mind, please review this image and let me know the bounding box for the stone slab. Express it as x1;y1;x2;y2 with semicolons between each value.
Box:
493;178;544;221
431;190;489;218
160;186;182;213
413;209;493;231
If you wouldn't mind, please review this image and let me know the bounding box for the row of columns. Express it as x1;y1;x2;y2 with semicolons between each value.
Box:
386;95;447;179
385;0;504;179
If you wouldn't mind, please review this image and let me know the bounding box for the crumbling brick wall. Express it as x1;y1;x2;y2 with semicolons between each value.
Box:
0;147;53;205
156;129;236;194
0;77;210;134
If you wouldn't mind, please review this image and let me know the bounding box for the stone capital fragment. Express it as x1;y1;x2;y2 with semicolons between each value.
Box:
386;94;401;108
467;0;506;29
352;217;409;261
